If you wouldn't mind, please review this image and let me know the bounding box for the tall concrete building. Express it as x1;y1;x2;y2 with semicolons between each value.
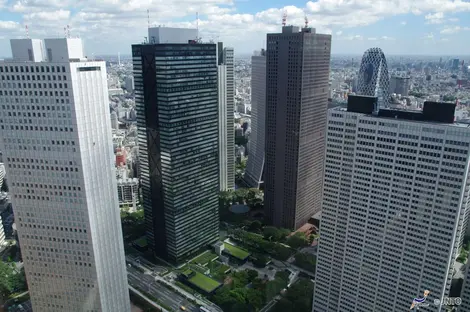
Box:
264;26;331;230
133;27;219;263
0;38;130;312
244;49;266;189
313;96;470;312
390;75;411;96
217;42;235;190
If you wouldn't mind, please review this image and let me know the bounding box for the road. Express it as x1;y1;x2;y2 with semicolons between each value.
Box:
127;266;199;312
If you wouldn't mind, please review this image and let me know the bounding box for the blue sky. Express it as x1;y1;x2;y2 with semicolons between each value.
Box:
0;0;469;56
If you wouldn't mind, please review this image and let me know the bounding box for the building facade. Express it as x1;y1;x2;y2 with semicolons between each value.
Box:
264;26;331;230
133;28;219;263
117;178;139;209
356;47;391;109
390;75;411;96
244;49;266;189
217;43;235;190
313;98;470;312
0;38;130;312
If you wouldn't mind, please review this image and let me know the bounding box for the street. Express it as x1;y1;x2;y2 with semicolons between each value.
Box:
127;266;199;312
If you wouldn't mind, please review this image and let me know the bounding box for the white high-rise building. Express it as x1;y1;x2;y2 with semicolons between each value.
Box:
244;49;266;188
217;43;235;190
314;97;470;312
0;38;130;312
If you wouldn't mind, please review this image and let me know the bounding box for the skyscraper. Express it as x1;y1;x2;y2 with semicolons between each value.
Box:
357;47;390;109
0;38;130;312
313;96;469;312
217;42;235;191
244;49;266;189
390;75;411;96
133;27;219;263
264;26;331;230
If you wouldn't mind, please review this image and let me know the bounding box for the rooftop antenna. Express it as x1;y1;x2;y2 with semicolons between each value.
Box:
147;9;150;29
282;11;287;26
25;25;29;39
64;26;67;38
304;14;309;28
118;52;121;66
67;25;70;38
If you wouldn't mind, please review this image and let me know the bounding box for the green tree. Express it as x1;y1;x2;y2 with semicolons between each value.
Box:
248;220;262;232
266;276;287;302
0;261;26;300
247;269;259;282
246;288;264;310
273;298;293;312
252;254;269;268
213;287;238;311
263;227;290;242
294;253;316;273
286;232;309;249
284;278;314;312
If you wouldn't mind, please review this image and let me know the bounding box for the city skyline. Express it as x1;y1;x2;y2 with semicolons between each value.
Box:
0;0;470;57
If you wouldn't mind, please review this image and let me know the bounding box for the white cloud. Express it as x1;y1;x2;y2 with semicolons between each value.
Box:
423;32;434;40
0;0;470;55
440;26;461;34
367;37;377;41
24;10;71;21
425;12;444;24
448;17;459;22
381;36;395;41
345;35;363;40
0;21;20;30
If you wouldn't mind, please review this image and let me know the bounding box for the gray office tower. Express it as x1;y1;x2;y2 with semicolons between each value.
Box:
217;42;235;190
244;49;266;188
264;26;331;230
314;97;470;312
133;27;219;263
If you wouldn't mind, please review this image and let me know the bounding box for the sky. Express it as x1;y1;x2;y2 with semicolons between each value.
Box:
0;0;469;57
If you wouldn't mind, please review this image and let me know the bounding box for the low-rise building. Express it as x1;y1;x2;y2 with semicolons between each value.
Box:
117;178;139;210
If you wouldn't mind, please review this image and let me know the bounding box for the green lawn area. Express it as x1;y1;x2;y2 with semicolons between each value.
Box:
192;250;219;266
134;237;147;248
224;243;250;260
188;271;222;293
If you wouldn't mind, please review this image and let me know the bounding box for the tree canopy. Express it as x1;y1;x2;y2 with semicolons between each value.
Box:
286;232;309;249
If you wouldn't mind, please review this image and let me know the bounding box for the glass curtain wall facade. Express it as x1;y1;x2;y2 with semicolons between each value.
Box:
133;43;219;263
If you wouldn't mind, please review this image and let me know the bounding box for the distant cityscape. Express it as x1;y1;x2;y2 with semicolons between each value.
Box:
0;18;469;312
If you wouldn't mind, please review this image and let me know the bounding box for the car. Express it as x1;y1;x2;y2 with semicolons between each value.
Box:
180;306;186;311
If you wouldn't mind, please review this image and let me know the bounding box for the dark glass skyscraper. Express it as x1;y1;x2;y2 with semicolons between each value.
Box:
264;26;331;230
132;34;219;263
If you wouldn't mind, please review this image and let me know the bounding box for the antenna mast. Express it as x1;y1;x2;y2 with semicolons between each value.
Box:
282;11;287;26
304;15;308;28
67;25;70;38
25;25;29;39
147;9;150;28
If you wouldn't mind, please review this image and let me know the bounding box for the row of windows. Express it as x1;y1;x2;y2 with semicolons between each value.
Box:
1;74;67;81
0;65;66;73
